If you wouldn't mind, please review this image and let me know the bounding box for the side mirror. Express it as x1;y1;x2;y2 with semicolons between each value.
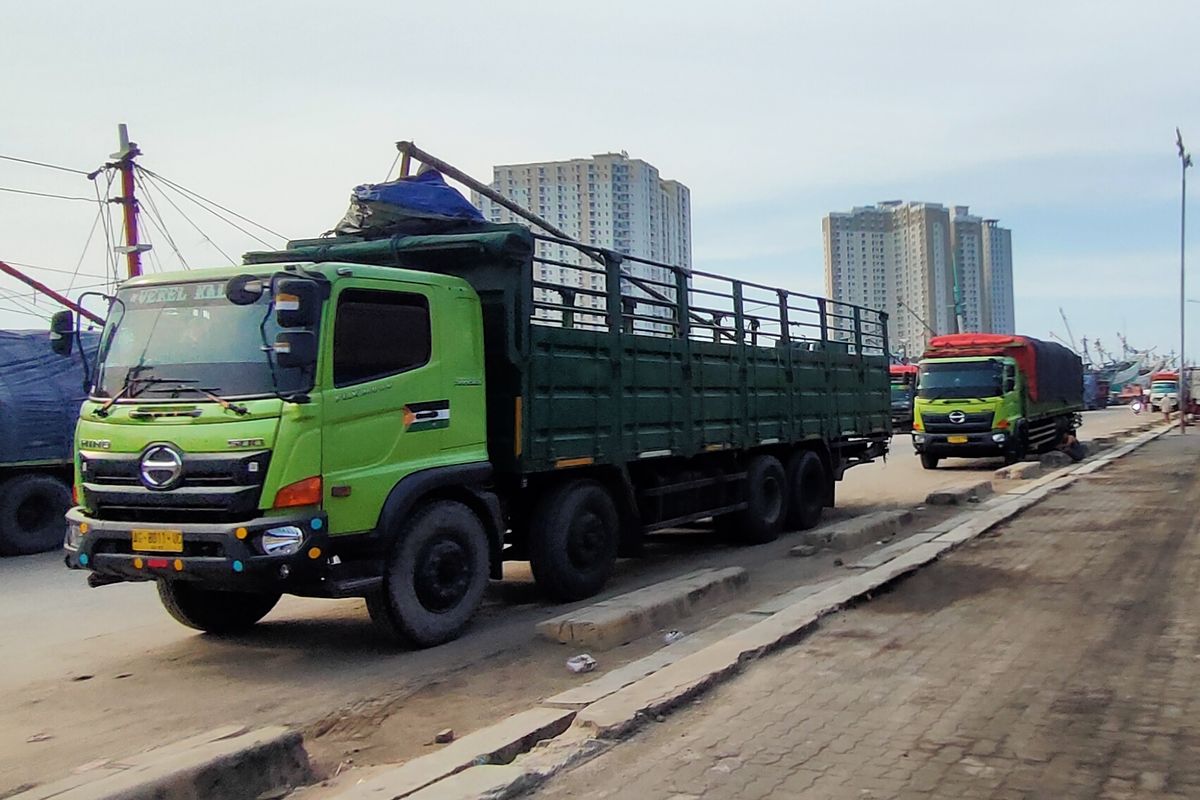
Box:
225;274;266;305
50;310;75;356
273;331;317;369
274;279;322;328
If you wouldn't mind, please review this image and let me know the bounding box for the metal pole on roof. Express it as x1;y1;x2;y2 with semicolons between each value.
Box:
1177;128;1191;432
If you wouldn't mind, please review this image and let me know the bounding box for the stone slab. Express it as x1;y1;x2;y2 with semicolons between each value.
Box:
926;480;994;506
329;707;574;800
849;530;945;570
993;461;1043;481
10;727;310;800
535;567;748;651
793;509;914;553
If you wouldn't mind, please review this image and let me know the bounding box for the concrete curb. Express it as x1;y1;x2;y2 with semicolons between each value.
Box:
925;479;993;505
535;567;748;651
791;509;914;553
413;422;1175;799
10;726;310;800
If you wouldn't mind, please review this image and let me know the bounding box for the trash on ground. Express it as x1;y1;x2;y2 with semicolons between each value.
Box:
566;654;598;673
663;630;686;645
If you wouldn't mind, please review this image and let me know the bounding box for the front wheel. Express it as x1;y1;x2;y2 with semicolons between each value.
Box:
371;500;490;647
919;453;940;470
529;480;620;602
157;581;281;634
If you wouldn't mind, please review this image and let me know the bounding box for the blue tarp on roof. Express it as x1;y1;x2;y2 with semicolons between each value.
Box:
0;330;98;466
333;170;486;237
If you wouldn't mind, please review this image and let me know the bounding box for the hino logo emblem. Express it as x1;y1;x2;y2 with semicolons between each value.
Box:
948;411;967;424
140;445;183;490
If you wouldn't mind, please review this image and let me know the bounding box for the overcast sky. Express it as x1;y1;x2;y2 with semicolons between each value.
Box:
2;1;1198;362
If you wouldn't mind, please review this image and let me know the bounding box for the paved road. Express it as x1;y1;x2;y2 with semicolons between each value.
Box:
0;408;1149;792
536;432;1200;800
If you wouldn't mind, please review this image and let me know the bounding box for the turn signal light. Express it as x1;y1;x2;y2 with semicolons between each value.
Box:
996;418;1010;429
273;476;322;509
912;418;923;432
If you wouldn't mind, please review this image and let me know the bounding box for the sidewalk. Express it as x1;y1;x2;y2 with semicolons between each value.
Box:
535;434;1200;800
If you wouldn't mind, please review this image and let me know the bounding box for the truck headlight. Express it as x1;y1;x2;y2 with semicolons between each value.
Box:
913;434;926;444
991;432;1008;443
261;526;304;556
65;521;83;551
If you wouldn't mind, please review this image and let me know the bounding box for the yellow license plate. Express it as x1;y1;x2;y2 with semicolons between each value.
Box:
132;529;183;553
947;435;969;444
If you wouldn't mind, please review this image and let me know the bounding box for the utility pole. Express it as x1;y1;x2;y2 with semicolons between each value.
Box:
110;123;150;278
1178;128;1192;432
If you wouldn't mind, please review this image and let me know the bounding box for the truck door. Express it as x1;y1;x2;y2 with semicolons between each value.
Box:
321;280;445;536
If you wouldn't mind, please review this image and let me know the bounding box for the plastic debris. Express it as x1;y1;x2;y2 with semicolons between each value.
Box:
662;630;686;645
435;728;455;744
566;654;598;673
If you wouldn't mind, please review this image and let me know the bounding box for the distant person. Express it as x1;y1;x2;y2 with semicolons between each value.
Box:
1161;393;1176;424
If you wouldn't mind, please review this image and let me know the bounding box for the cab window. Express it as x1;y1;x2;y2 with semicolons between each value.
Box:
333;289;430;387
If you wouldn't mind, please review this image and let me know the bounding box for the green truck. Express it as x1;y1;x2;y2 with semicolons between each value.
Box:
54;225;890;646
912;334;1084;469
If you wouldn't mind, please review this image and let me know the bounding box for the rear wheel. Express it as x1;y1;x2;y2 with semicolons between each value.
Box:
157;581;281;634
0;474;72;556
919;453;940;470
785;451;826;531
529;480;620;602
370;500;490;647
727;455;788;544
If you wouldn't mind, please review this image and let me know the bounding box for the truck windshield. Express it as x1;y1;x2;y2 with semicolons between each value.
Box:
890;384;912;404
918;361;1003;400
1151;381;1178;393
93;279;310;400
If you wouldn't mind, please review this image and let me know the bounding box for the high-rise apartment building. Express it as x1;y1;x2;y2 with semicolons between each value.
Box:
823;201;1014;356
982;220;1015;334
473;152;691;328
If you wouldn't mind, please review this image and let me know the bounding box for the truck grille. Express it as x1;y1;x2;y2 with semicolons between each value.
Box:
80;450;270;522
922;411;995;433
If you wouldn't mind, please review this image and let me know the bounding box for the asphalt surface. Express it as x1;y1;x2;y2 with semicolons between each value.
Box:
0;407;1150;793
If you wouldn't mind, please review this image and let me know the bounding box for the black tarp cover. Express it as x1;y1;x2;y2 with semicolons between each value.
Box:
0;330;98;466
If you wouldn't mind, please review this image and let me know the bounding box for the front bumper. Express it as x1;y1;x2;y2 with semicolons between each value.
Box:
63;507;331;591
912;430;1011;458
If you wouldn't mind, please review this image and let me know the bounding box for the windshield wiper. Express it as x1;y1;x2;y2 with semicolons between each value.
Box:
92;372;184;418
144;384;250;416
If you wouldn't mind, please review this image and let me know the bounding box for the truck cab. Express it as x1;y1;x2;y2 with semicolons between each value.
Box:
59;264;494;642
912;356;1021;467
1147;371;1179;412
888;364;918;430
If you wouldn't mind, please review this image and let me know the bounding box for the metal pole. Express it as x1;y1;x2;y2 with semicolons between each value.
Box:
112;124;145;279
0;260;105;324
1178;128;1192;432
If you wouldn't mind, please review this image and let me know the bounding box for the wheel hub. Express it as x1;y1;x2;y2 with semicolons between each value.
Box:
414;538;472;613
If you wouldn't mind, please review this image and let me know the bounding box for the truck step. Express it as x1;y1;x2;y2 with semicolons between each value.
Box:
325;575;383;598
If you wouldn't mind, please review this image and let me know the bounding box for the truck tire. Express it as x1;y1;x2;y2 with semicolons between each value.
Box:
157;581;281;634
528;480;619;602
369;500;490;647
0;474;72;556
729;455;788;544
785;451;826;531
920;453;940;470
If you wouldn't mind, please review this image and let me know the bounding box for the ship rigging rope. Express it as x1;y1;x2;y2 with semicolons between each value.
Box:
0;153;90;176
136;176;191;270
0;185;101;203
137;170;230;263
136;165;289;243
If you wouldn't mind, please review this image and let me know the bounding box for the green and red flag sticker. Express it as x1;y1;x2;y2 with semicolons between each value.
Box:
403;400;450;432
